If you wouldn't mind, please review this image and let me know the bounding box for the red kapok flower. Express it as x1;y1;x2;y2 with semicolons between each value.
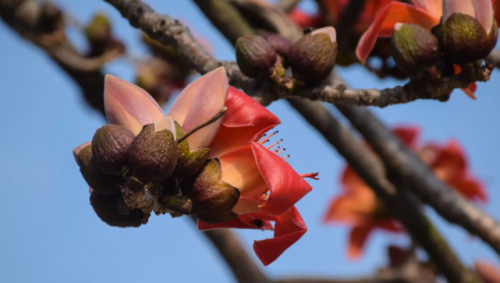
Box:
199;87;316;266
73;68;315;266
324;125;485;259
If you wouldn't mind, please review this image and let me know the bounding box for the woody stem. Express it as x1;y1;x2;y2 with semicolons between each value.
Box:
177;106;228;143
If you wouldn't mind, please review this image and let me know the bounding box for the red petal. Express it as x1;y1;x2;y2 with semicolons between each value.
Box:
392;125;421;149
209;87;281;158
253;206;307;266
356;2;439;64
347;225;373;260
430;140;467;182
475;260;500;283
251;142;313;216
450;177;487;203
462;83;478;100
341;166;368;191
288;9;323;28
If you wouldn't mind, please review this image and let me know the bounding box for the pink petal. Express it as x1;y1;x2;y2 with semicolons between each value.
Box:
167;67;228;150
473;0;494;33
104;75;164;135
154;116;177;140
311;26;337;42
73;141;91;166
253;206;307;266
442;0;476;21
251;142;313;217
356;2;439;64
209;87;280;158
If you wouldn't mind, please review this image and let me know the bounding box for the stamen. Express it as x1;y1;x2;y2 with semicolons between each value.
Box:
282;155;290;160
266;139;283;149
258;139;270;145
273;146;281;153
300;173;320;180
277;148;286;155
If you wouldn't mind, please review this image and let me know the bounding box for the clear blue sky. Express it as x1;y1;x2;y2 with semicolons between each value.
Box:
0;1;499;282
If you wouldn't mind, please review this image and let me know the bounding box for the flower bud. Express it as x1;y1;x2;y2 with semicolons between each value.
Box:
289;27;338;83
182;159;240;224
391;23;439;74
92;124;135;175
435;13;498;64
77;145;123;195
173;123;210;178
262;34;291;58
236;35;277;79
127;124;178;182
85;13;111;46
90;192;146;227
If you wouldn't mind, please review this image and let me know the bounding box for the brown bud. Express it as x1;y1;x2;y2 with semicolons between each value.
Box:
90;192;146;227
236;35;277;79
182;159;240;224
262;34;291;58
77;145;123;195
173;122;210;178
435;13;498;64
391;23;439;74
127;124;178;182
289;27;338;83
92;124;135;175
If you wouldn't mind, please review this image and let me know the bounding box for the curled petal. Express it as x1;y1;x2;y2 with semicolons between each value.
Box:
73;141;91;165
475;260;500;283
251;142;313;216
104;75;164;135
347;225;373;260
356;2;439;64
393;125;420;149
167;67;228;150
462;83;478;99
198;213;273;231
254;206;307;266
209;87;281;158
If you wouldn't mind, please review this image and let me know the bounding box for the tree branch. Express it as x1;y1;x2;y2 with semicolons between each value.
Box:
486;49;500;69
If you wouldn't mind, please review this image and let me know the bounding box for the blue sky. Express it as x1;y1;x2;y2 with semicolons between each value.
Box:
0;0;499;282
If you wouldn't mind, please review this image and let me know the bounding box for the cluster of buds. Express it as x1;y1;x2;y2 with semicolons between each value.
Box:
390;1;497;75
235;27;338;85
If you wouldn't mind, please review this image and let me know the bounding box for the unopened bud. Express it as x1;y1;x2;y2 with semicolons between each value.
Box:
262;34;291;58
92;124;135;175
289;27;338;83
236;35;277;79
182;159;239;224
435;13;498;64
77;145;123;195
85;13;111;45
391;23;439;74
173;122;210;178
127;124;178;182
90;192;146;227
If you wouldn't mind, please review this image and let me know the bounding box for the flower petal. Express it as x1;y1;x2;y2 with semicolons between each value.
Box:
472;0;494;32
312;26;337;42
209;87;281;158
347;225;373;260
154;116;177;140
323;192;379;225
251;142;313;216
288;9;323;28
462;83;478;99
168;67;228;150
451;177;487;203
73;141;91;166
475;260;500;283
233;196;266;215
443;0;476;21
253;206;307;266
219;144;269;199
412;0;443;17
393;125;420;149
430;140;467;182
104;75;164;135
356;2;439;64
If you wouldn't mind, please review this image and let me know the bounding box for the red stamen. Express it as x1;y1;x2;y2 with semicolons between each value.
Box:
282;155;290;160
266;139;283;149
300;173;319;180
277;148;286;155
273;146;281;153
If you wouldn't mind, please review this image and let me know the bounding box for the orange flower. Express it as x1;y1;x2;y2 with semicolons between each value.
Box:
324;125;486;259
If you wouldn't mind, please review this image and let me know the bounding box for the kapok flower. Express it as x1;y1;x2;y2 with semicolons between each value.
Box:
356;0;496;98
475;260;500;283
324;125;485;259
198;87;315;266
73;67;315;265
